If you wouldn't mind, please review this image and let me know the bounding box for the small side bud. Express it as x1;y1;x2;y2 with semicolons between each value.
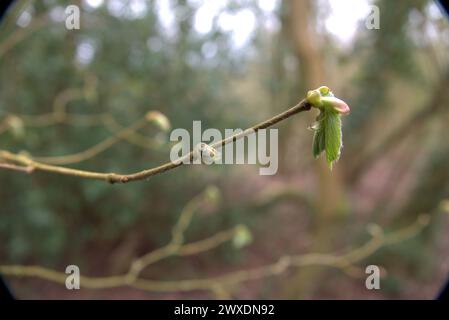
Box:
193;143;221;164
203;185;221;204
7;115;25;139
318;86;330;95
440;199;449;214
232;225;252;249
306;90;322;107
145;111;171;131
366;223;383;237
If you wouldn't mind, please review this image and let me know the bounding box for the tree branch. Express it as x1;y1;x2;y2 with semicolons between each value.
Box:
0;162;34;173
0;99;312;183
0;15;49;60
0;214;430;295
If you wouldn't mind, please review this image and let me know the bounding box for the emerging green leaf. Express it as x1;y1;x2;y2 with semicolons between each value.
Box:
324;110;342;169
306;85;349;170
312;116;325;158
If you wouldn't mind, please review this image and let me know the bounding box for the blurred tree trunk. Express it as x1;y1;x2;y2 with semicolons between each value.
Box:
273;1;297;174
282;0;347;298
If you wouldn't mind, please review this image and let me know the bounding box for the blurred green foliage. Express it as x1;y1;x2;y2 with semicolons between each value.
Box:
0;0;255;264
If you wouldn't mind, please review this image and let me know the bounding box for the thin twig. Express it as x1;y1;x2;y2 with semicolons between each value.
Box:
0;99;312;183
103;116;159;149
0;15;49;59
0;162;34;173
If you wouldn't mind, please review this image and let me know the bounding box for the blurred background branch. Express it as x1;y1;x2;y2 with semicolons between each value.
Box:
0;98;312;182
0;190;431;297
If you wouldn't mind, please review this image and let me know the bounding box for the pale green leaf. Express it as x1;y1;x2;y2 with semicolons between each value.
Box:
324;110;342;169
312;121;325;158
